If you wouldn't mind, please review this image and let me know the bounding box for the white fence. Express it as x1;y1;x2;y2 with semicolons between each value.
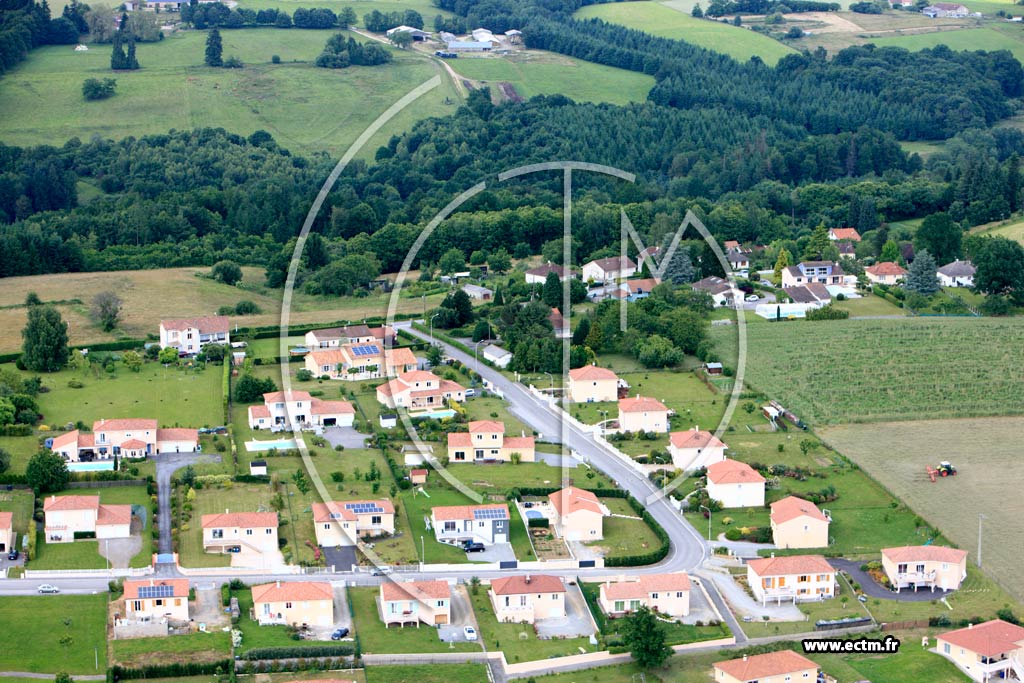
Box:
24;566;153;579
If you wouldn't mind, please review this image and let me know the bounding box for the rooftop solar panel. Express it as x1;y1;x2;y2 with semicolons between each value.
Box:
138;583;176;599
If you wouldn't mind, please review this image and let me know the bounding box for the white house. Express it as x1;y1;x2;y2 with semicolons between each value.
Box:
714;650;819;683
705;458;765;508
617;395;669;433
923;2;968;16
489;575;566;624
159;316;230;355
567;365;619;403
937;260;975;288
313;500;396;547
691;276;738;307
525;262;573;285
582;256;637;284
668;428;726;471
51;419;199;461
430;504;509;546
482;344;513;368
304;345;417;381
747;554;836;605
43;495;132;543
781;262;847;288
598;573;691;618
376;370;466;411
247;390;355;431
936;619;1024;682
304;324;395;349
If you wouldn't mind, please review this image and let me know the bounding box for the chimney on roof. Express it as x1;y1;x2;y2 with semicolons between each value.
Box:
770;552;775;559
525;575;531;584
743;655;748;662
969;623;973;629
276;580;281;588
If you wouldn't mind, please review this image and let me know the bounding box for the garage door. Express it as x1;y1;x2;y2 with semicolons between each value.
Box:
435;613;448;625
323;418;337;426
494;533;507;544
548;606;561;618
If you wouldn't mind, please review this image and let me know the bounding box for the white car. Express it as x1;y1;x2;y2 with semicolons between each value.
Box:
463;626;478;641
745;294;760;302
37;584;60;594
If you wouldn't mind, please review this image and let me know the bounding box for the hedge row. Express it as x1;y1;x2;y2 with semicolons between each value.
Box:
234;474;271;484
107;660;233;682
512;486;626;499
241;644;355;660
0;424;32;436
222;358;231;425
604;494;670;567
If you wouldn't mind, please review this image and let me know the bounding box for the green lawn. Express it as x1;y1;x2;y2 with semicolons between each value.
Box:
0;594;108;673
832;293;905;317
0;488;34;542
364;664;487;683
32;486;153;569
0;28;461;158
400;487;498;564
246;336;307;360
24;359;223;429
574;1;797;65
111;630;232;668
977;216;1024;246
447;52;655;105
0;435;40;475
230;590;342;653
899;140;947;159
586;498;662;559
347;586;481;654
870;28;1024;64
447;461;613;493
467;588;598;664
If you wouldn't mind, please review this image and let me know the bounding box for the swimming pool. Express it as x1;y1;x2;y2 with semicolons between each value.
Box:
68;460;115;472
410;409;457;420
246;439;299;452
524;509;545;520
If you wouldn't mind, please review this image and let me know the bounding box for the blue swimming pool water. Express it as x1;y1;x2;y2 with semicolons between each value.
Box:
246;439;299;452
411;409;457;420
524;510;545;519
67;461;115;472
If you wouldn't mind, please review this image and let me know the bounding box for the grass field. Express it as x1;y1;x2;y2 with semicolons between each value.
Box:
111;631;231;667
0;267;450;353
0;435;40;475
710;317;1024;425
448;51;654;105
820;416;1024;601
831;293;905;317
0;594;108;674
0;29;461;158
870;27;1024;63
974;216;1024;245
347;586;481;654
574;1;797;65
0;489;34;543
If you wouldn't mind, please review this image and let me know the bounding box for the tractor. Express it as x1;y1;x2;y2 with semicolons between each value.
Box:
937;461;957;477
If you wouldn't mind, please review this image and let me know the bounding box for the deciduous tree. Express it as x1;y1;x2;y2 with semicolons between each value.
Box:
21;305;69;372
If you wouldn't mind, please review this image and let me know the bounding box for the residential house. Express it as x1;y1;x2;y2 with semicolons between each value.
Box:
938;260;976;288
713;650;819;683
252;581;334;627
618;395;669;433
380;580;451;627
691;276;738;307
923;2;969;16
430;504;510;546
43;495;132;543
525;262;573;285
548;487;609;541
376;370;466;411
304;325;396;349
668;428;727;471
705;458;765;508
304;344;417;381
51;419;199;462
461;283;493;301
828;228;861;242
121;578;190;623
747;555;836;605
447;420;535;463
935;619;1024;682
582;256;637;284
549;307;571;339
313;500;396;548
567;365;619;403
159;316;230;355
889;0;916;6
770;496;830;549
723;240;741;252
598;573;691;618
0;512;13;553
200;511;279;557
781;261;847;288
727;252;750;273
247;390;355;431
622;277;661;302
482;344;513;368
865;261;908;285
489;575;566;623
837;242;857;260
249;460;267;476
783;283;832;307
881;546;968;592
386;25;429;40
637;246;661;272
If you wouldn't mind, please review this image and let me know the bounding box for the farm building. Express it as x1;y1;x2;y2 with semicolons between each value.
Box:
461;283;493;300
446;40;493;52
386;25;430;40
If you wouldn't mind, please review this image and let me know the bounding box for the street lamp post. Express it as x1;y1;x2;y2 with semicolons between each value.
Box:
430;313;440;342
699;505;712;541
543;372;553;390
420;535;425;566
473;340;486;373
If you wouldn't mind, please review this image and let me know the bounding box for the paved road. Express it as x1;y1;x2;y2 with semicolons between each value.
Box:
155;452;223;555
398;321;709;575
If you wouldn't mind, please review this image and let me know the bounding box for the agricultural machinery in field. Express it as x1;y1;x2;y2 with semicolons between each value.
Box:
926;461;958;482
768;400;807;431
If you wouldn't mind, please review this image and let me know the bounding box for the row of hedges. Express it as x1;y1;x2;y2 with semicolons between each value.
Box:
604;494;671;568
222;358;231;425
241;644;355;660
0;424;33;436
512;486;627;499
107;661;233;682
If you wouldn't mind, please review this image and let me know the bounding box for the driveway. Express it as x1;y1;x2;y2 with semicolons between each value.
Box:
830;558;948;602
472;543;515;564
323;545;358;572
323;426;367;449
438;584;478;643
679;577;721;626
192;583;230;629
536;583;597;639
534;451;578;468
99;535;141;569
155;451;222;554
701;569;805;622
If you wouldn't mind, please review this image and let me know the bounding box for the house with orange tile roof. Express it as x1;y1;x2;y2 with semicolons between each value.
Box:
705;458;765;508
247;390;355;431
252;581;334;627
379;580;451;627
304;344;417;382
747;554;836;605
0;511;13;554
376;370;466;412
881;545;968;593
668;428;727;471
770;496;830;549
598;573;691;618
201;511;279;559
489;575;566;623
935;619;1024;682
430;504;510;546
865;261;908;285
828;227;861;242
121;578;190;623
304;324;395;349
567;365;619;403
43;494;132;543
548;487;609;541
617;395;669;433
51;419;199;462
447;420;535;463
312;500;395;549
622;277;662;302
159;316;230;355
714;650;819;683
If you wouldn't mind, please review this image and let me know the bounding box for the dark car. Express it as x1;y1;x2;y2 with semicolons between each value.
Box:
7;549;18;561
331;627;350;640
463;541;485;553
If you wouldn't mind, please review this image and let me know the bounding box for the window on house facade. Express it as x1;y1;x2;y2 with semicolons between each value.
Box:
285;602;292;609
246;529;253;535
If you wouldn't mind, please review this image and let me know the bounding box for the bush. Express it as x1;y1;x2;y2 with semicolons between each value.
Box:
241;644;354;660
82;77;117;102
271;54;281;63
223;55;244;68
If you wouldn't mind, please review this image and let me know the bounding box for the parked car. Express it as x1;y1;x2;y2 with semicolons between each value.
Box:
463;541;486;553
465;388;477;397
463;626;478;641
7;549;18;560
760;279;774;287
745;294;760;302
371;567;393;576
37;584;60;593
331;627;350;640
